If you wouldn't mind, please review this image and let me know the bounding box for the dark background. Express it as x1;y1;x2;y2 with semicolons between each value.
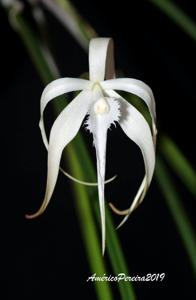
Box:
1;0;195;299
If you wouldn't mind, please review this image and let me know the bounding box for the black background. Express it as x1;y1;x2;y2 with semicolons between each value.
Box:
1;0;195;299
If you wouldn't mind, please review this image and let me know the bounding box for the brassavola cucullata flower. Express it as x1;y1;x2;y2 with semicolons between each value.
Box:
26;38;157;254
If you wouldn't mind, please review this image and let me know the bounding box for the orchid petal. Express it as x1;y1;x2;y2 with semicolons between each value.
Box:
109;176;146;215
26;90;92;219
116;176;147;229
106;90;155;226
39;77;92;148
101;78;157;141
59;169;117;186
89;38;115;82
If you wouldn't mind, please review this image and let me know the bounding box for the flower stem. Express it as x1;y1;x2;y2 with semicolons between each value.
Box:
156;157;196;275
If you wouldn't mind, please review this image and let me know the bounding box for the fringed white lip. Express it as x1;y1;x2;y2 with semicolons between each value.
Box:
85;85;121;253
26;37;157;255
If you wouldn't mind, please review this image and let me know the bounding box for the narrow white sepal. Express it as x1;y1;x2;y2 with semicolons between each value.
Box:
100;78;157;140
108;90;155;185
89;38;115;82
26;90;92;218
107;90;155;226
117;176;147;229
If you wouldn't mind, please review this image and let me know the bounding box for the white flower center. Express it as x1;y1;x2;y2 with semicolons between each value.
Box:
94;97;110;114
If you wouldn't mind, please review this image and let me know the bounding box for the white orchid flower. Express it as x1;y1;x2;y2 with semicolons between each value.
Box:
26;38;157;254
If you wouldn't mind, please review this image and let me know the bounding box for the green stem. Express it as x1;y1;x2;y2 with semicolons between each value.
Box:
156;157;196;275
106;207;136;300
41;0;97;50
51;0;96;44
159;134;196;197
55;0;97;42
15;16;53;84
72;134;137;300
67;146;113;299
149;0;196;42
12;9;113;300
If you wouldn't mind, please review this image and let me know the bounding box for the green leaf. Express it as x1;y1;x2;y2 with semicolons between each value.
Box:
156;157;196;275
159;135;196;197
149;0;196;42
